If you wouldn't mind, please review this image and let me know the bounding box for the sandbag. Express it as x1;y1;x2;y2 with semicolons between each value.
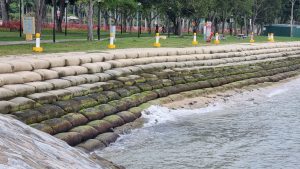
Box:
34;69;59;80
70;125;99;141
27;92;57;104
30;123;55;135
73;96;98;109
53;100;81;113
61;113;89;127
25;81;54;93
9;97;36;110
42;118;73;134
87;120;112;134
54;132;83;146
80;107;105;121
116;111;137;123
3;84;35;96
14;71;42;83
95;132;119;146
77;139;106;152
94;104;117;116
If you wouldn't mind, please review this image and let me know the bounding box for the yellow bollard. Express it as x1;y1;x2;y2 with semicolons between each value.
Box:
250;32;255;43
270;33;275;42
192;33;199;45
153;33;161;47
32;33;43;52
108;33;116;49
214;33;220;45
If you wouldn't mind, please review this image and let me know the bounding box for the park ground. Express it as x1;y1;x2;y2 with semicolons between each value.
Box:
1;29;300;56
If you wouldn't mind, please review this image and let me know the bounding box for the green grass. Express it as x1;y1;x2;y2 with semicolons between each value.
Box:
1;30;300;56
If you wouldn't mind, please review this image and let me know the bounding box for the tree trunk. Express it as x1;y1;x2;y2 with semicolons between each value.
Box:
0;0;9;23
35;0;45;33
87;0;94;41
56;0;66;32
174;17;182;36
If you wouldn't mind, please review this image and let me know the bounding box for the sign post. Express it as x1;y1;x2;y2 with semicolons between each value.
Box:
23;17;35;41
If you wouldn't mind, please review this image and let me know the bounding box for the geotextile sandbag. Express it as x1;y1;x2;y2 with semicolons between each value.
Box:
51;67;76;77
87;120;112;134
3;84;35;96
0;73;24;85
116;77;135;86
0;63;13;73
0;101;18;114
120;97;140;108
54;132;83;146
80;107;105;121
88;93;108;104
0;88;16;100
35;104;66;120
107;80;124;89
79;84;103;93
64;56;81;66
114;88;131;97
41;57;66;68
135;83;152;91
62;76;87;86
47;89;73;101
14;71;42;83
95;104;117;116
12;109;43;124
73;96;98;109
169;77;186;85
95;132;119;146
24;59;50;70
147;80;164;89
70;125;99;141
77;139;106;152
116;111;137;123
30;123;55;135
153;89;169;98
67;66;88;75
65;86;89;97
25;81;54;93
78;74;100;83
128;107;143;118
102;91;121;101
45;79;72;89
124;86;141;95
108;100;128;112
94;82;114;91
42;118;73;134
34;69;59;80
9;97;36;111
7;61;33;72
102;115;125;128
61;113;89;127
27;92;57;104
53;100;81;113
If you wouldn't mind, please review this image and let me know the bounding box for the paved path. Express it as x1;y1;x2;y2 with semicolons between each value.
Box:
0;39;97;46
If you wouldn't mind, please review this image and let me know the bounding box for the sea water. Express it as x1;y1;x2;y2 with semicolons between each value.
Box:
96;77;300;169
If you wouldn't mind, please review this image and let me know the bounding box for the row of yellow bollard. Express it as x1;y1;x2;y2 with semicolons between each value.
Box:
32;32;276;52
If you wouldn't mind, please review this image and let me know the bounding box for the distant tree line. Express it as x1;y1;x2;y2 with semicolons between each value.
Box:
0;0;299;40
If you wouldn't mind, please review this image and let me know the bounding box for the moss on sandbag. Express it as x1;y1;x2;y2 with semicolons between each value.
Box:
183;75;198;83
140;73;158;82
135;83;153;91
108;100;128;112
70;125;99;141
102;91;121;101
42;118;73;134
54;132;83;146
35;104;66;120
107;80;124;89
123;95;141;107
169;77;186;85
114;88;132;98
128;107;143;118
53;100;81;113
161;79;174;87
30;123;55;135
95;132;119;146
116;77;135;86
61;113;89;127
154;89;169;98
79;107;105;121
102;115;125;128
147;80;164;89
164;86;180;95
138;103;151;111
124;86;141;95
207;79;222;87
116;111;137;123
95;104;117;116
87;120;112;134
73;96;98;109
77;139;106;152
12;109;43;124
88;93;108;104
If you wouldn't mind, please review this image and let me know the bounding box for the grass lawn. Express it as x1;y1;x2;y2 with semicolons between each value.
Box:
1;30;300;56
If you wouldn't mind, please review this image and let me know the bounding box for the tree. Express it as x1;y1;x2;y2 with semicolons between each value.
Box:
35;0;46;33
1;0;10;23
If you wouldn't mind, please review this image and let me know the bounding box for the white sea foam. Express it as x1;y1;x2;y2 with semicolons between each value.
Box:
142;104;223;127
266;87;289;97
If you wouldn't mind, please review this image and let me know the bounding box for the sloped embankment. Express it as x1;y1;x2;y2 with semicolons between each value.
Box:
1;42;300;152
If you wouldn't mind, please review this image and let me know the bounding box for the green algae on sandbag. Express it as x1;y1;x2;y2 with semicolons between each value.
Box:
207;79;222;87
35;104;66;120
42;118;73;134
140;73;159;82
30;123;55;135
138;103;151;111
183;75;198;83
70;125;99;141
12;109;43;124
108;100;128;112
135;83;153;91
73;96;98;110
95;132;119;146
79;107;105;121
87;120;112;133
114;88;132;97
54;132;83;146
88;93;108;104
169;77;186;85
154;89;169;98
120;97;140;108
53;100;81;113
128;107;143;118
124;86;141;95
95;104;118;116
116;111;137;123
161;79;174;87
147;80;164;89
102;91;121;101
116;77;135;86
102;115;125;128
77;139;106;152
61;113;89;127
164;86;180;95
107;80;124;89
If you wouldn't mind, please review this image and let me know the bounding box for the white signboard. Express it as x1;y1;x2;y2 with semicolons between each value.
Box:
23;17;35;34
110;26;116;40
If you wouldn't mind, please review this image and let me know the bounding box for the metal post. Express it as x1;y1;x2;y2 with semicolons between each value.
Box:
138;11;140;38
97;2;101;40
53;1;56;43
290;0;295;37
65;1;68;36
139;12;142;37
19;0;22;37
